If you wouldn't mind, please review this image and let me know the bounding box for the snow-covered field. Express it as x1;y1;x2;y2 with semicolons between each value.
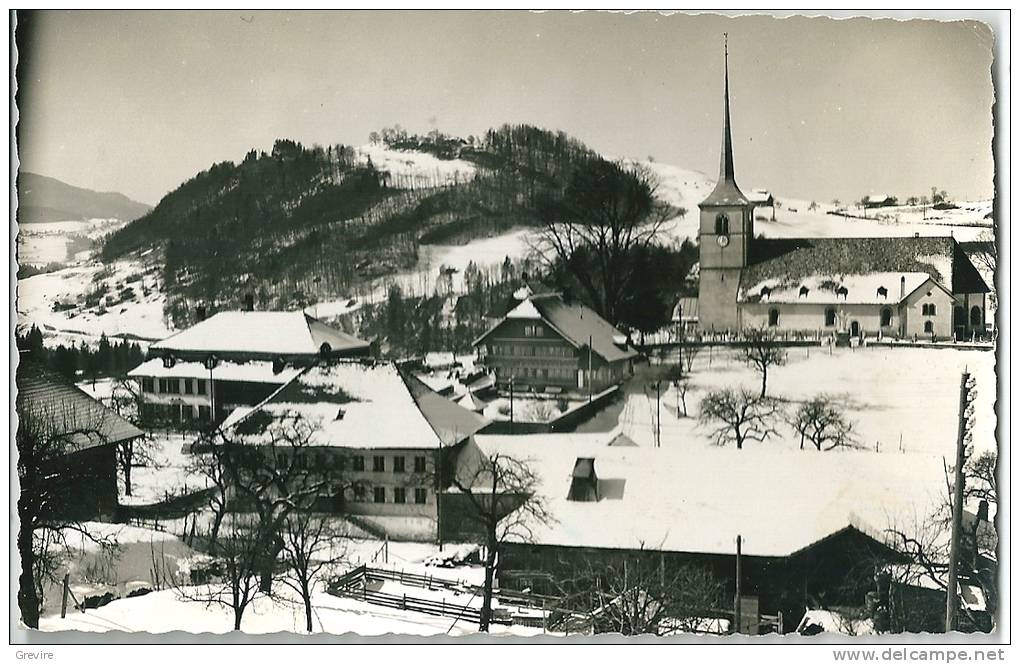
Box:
16;218;129;265
17;257;169;344
618;345;996;459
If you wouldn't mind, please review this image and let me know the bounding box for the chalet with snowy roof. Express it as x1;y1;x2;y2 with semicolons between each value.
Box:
16;359;143;520
696;43;989;340
132;311;370;427
473;293;638;393
220;359;488;541
449;433;932;634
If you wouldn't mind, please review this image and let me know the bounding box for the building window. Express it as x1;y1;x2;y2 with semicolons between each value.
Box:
922;303;937;316
970;306;982;327
393;456;405;473
768;308;780;327
141;378;154;393
415;488;427;504
715;213;730;236
880;307;893;327
372;455;385;472
924;321;934;334
414;456;427;473
824;308;836;327
336;455;347;472
198;405;211;421
197;379;207;395
394;488;406;504
353;485;365;501
184;379;194;395
524;324;544;337
352;455;365;472
373;487;386;503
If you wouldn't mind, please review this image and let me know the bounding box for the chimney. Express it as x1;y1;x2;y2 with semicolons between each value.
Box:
900;276;906;300
243;293;255;311
196;305;207;322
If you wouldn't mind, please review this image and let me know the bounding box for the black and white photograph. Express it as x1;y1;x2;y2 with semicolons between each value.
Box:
8;8;1009;652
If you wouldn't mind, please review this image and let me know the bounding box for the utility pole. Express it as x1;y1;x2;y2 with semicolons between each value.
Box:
734;534;743;634
945;371;973;633
654;381;661;448
508;375;514;435
587;335;593;403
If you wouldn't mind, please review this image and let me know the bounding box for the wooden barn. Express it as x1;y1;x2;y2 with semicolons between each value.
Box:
446;434;942;634
15;359;142;521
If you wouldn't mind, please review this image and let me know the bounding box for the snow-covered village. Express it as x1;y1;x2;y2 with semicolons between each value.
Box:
10;10;1006;649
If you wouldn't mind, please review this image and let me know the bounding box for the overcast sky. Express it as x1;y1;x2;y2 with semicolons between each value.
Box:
15;11;995;206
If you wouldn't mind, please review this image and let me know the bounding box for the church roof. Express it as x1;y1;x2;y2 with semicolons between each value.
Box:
740;236;989;295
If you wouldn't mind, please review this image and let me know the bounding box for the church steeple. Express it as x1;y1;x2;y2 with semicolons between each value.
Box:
701;33;749;208
719;33;735;183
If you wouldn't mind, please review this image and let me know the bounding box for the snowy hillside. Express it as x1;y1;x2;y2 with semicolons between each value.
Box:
16;149;994;347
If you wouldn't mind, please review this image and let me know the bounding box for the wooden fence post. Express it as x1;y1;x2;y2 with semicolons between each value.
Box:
61;573;70;618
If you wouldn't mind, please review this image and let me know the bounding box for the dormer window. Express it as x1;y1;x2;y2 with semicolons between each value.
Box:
760;286;772;299
836;286;849;299
335;407;346;421
715;213;730;236
799;286;809;298
877;286;888;299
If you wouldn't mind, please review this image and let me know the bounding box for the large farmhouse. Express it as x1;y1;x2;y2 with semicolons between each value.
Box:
220;359;488;541
131;310;370;426
449;433;948;634
474;293;638;394
696;45;989;340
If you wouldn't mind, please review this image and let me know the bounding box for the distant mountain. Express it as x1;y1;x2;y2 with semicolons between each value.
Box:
16;172;152;223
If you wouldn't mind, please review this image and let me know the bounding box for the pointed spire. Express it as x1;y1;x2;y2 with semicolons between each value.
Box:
719;33;735;183
701;33;749;208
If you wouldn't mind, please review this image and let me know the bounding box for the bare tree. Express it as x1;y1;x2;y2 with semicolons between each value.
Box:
883;450;998;632
180;411;332;631
699;388;782;450
673;377;693;418
279;511;349;633
16;399;115;628
789;395;857;451
534;158;674;325
450;452;551;632
554;552;725;635
742;329;787;398
681;340;702;375
107;376;160;497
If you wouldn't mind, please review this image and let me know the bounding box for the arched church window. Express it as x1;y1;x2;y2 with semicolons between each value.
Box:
970;306;982;327
924;321;934;334
715;213;730;236
768;308;780;327
824;308;836;327
881;307;893;327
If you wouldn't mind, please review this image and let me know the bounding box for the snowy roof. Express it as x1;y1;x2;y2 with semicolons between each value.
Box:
222;360;489;450
743;237;989;295
128;358;302;384
150;311;370;359
477;295;639;364
460;434;945;558
672;296;699;322
505;298;542;320
748;189;774;205
456;391;486;413
739;272;939;305
16;359;143;453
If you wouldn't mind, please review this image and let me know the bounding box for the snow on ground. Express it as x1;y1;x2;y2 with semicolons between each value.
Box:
618;346;996;458
119;430;207;506
355;143;477;187
16;218;129;266
17;257;169;343
39;581;550;636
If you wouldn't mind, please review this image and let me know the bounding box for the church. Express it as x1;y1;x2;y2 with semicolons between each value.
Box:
696;42;989;341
